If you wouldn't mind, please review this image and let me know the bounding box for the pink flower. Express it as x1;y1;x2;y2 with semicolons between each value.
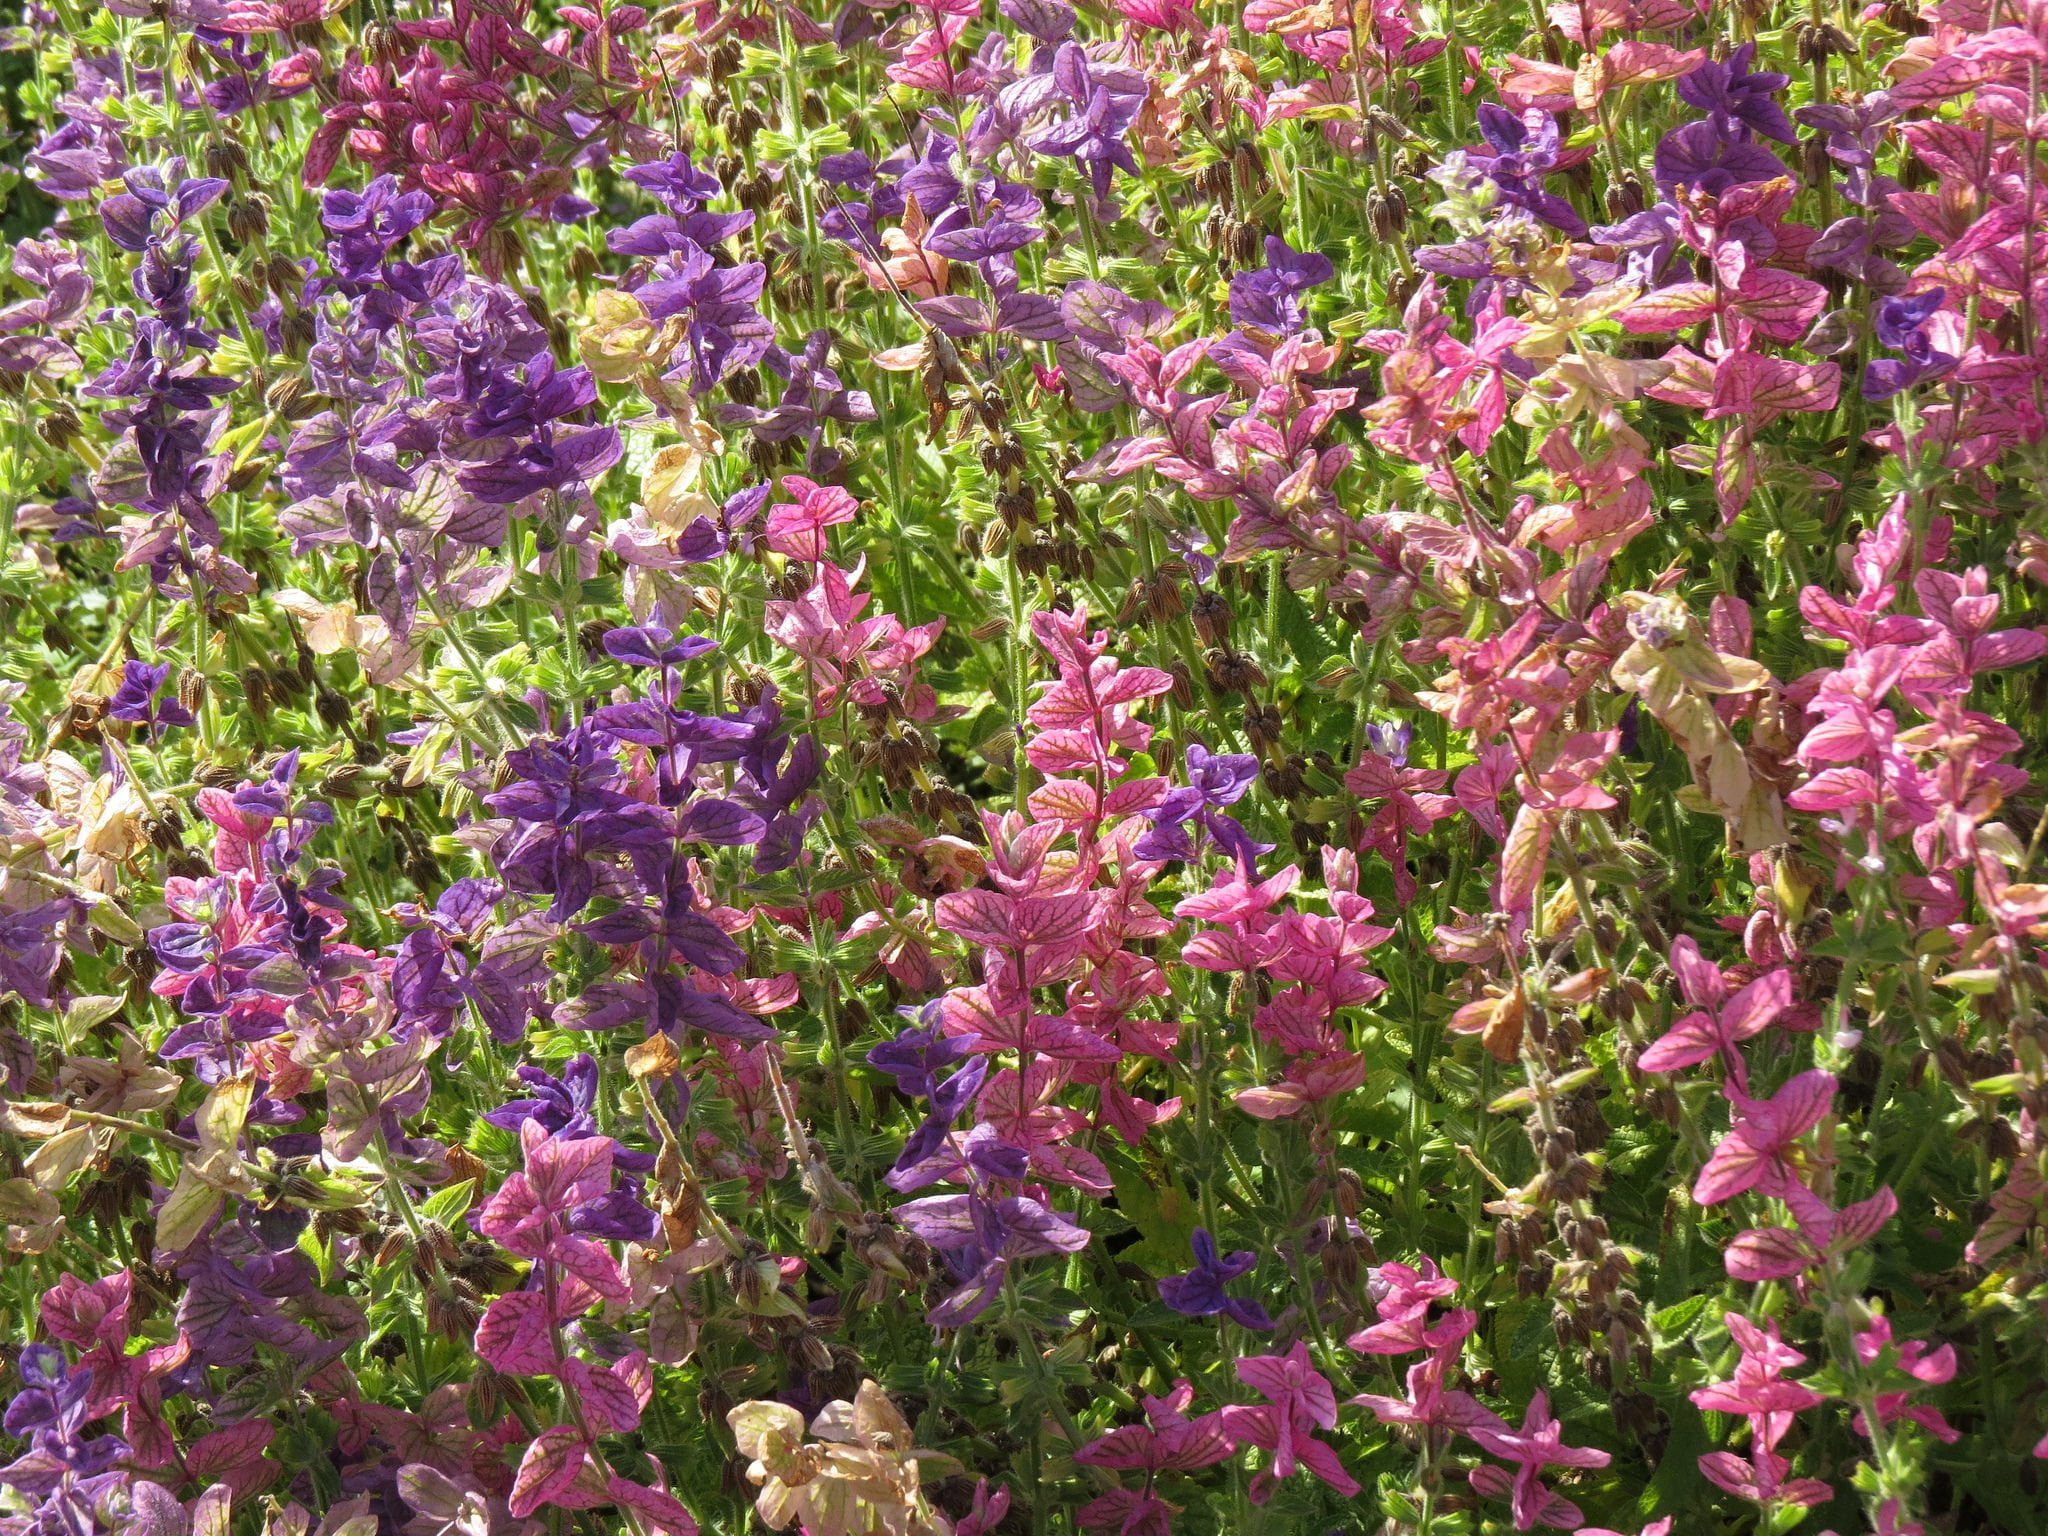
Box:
1346;1256;1469;1355
762;475;859;561
1023;605;1173;782
38;1270;189;1470
476;1121;632;1307
1114;0;1197;28
1453;744;1519;840
1466;1390;1612;1531
1350;1348;1506;1440
1078;1488;1180;1536
1689;1315;1831;1509
763;558;944;715
1691;1315;1825;1424
1344;750;1457;901
1724;1185;1898;1283
1075;1380;1233;1474
1217;1341;1360;1503
955;1479;1011;1536
1637;936;1793;1088
1692;1070;1835;1206
1851;1317;1960;1445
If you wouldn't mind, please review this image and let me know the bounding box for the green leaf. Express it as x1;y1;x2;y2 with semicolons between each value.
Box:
1105;1151;1201;1275
1651;1293;1713;1342
1272;581;1339;670
419;1181;475;1227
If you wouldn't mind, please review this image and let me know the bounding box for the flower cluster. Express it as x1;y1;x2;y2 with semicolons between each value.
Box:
3;1;2047;1534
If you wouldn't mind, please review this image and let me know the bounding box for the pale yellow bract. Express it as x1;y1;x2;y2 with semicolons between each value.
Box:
729;1379;963;1535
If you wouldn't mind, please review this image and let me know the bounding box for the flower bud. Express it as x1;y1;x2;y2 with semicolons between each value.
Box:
36;403;82;451
319;764;369;800
281;309;316;358
226;456;273;496
204;139;250;184
1801;134;1832;189
1367;187;1408;241
264;254;305;299
1802;307;1860;356
226;193;270;246
1604;174;1646;222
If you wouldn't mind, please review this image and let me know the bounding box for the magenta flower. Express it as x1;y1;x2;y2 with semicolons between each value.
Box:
475;1120;633;1304
1077;1488;1180;1536
1466;1390;1612;1531
1346;1256;1472;1355
1689;1314;1831;1509
1350;1348;1506;1440
1692;1070;1836;1206
1851;1317;1960;1446
1074;1380;1233;1475
955;1478;1012;1536
1638;936;1793;1087
1217;1341;1360;1503
762;475;860;562
1724;1184;1898;1283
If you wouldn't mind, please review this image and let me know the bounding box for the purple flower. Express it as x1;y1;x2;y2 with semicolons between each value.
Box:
1133;743;1267;863
1365;720;1413;768
321;174;436;285
896;135;965;222
0;240;92;335
0;899;69;1011
486;726;671;919
453;352;623;508
1024;45;1144;206
925;209;1044;264
624;151;724;213
99;158;228;254
2;1346;127;1482
1677;43;1796;144
1158;1230;1274;1329
721;685;821;874
0;1342;137;1536
603;625;720;670
1466;106;1585;238
718;330;878;476
1863;287;1955;400
29;119;125;203
1653;120;1790;199
610;153;754;254
107;661;194;738
890;1057;994;1184
1591;202;1683;288
636;244;773;394
873;1010;991;1182
1796;93;1905;211
868;1011;978;1098
894;1189;1092;1326
999;0;1075;43
489;1055;634;1151
1229;237;1335;336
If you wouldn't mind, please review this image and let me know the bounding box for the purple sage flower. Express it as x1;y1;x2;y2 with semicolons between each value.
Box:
1158;1230;1275;1330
